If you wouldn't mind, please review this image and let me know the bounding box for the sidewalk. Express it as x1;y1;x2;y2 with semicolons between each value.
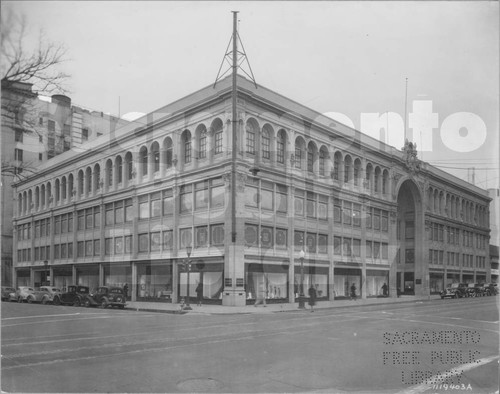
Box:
124;295;443;315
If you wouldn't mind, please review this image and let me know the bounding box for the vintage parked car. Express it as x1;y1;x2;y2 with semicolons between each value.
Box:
25;286;62;304
483;283;498;296
1;286;16;301
466;283;485;297
84;286;126;309
52;285;90;306
15;286;36;303
440;283;468;299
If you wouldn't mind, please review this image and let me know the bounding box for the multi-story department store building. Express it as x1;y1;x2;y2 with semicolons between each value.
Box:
12;75;491;305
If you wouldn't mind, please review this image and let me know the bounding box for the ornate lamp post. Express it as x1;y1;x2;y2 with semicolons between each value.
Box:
44;260;49;286
184;245;192;310
298;249;305;309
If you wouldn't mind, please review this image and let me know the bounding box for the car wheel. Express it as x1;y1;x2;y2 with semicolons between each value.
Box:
84;299;91;308
73;298;81;307
101;298;108;308
119;305;124;309
42;298;48;305
27;297;33;304
17;297;23;303
53;297;61;305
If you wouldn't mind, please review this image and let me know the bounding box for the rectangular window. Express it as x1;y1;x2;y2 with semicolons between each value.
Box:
61;215;68;233
210;184;225;209
246;129;255;154
343;202;352;225
294;196;304;217
15;148;23;162
195;182;209;210
211;224;224;246
114;202;123;224
85;209;93;229
366;209;372;229
82;127;89;141
245;186;259;208
124;235;132;254
138;233;149;252
275;228;287;249
382;243;388;259
68;243;73;258
245;224;259;247
373;242;381;259
214;131;223;154
61;243;67;259
94;240;100;256
85;240;93;256
276;186;287;213
180;186;193;213
352;239;361;257
93;207;100;227
334;203;341;223
77;241;84;257
139;196;149;219
150;232;161;251
163;190;174;215
151;193;161;217
163;231;173;250
334;236;342;255
261;227;274;249
55;216;61;234
366;241;372;258
125;199;133;222
381;211;388;231
15;130;23;142
306;195;316;218
199;134;207;159
114;237;124;254
179;228;193;249
343;238;352;256
318;234;328;253
195;226;208;248
105;204;114;226
373;209;381;230
353;204;361;227
261;188;273;211
306;233;316;253
105;238;113;255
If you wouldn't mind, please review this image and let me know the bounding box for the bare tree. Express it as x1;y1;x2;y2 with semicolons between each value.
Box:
1;6;71;180
1;6;70;94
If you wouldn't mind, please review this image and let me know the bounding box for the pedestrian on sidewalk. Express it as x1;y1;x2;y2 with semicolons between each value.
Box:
382;283;388;297
195;282;203;306
350;283;357;301
123;283;129;300
308;285;317;312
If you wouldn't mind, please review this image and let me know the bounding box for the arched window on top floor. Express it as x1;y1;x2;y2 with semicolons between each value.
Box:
262;126;271;160
106;159;113;187
151;142;160;173
246;121;256;155
182;130;192;164
353;159;361;186
55;179;60;203
319;148;328;176
116;156;123;184
344;155;352;183
163;139;173;168
41;184;46;207
35;186;40;210
125;152;134;180
294;138;305;169
307;143;314;173
78;170;84;196
61;176;67;200
68;174;74;198
85;167;92;195
382;169;389;194
212;118;224;156
18;193;22;215
333;152;342;181
374;167;381;192
94;164;101;192
276;129;286;164
365;163;373;190
140;146;148;176
196;125;207;160
47;182;52;205
28;189;32;211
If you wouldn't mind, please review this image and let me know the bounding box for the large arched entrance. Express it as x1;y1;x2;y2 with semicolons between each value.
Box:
396;179;426;296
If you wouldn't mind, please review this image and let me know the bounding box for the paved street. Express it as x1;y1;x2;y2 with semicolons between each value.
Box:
1;297;498;393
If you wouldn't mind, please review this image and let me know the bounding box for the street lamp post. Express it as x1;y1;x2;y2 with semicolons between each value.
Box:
43;260;49;286
184;245;192;310
298;249;305;309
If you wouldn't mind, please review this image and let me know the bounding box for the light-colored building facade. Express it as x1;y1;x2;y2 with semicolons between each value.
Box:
1;80;128;286
11;75;491;304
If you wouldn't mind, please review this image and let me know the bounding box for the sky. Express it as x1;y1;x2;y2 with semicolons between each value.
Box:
4;1;499;190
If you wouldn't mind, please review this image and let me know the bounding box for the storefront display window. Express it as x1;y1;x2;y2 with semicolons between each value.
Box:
137;263;171;302
246;263;289;302
430;273;444;294
366;270;389;297
334;268;361;298
179;263;223;301
294;266;328;300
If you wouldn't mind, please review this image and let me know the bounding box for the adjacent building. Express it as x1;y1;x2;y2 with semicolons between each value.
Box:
11;75;491;305
1;79;128;286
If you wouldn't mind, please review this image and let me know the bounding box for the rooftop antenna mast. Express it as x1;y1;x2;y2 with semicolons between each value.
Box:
404;77;408;141
213;12;257;89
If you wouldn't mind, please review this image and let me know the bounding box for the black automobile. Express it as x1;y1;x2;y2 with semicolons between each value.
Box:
483;283;498;296
53;285;90;306
466;283;485;297
84;286;126;309
440;283;468;299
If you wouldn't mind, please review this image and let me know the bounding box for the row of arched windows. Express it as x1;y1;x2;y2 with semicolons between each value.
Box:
427;187;488;227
